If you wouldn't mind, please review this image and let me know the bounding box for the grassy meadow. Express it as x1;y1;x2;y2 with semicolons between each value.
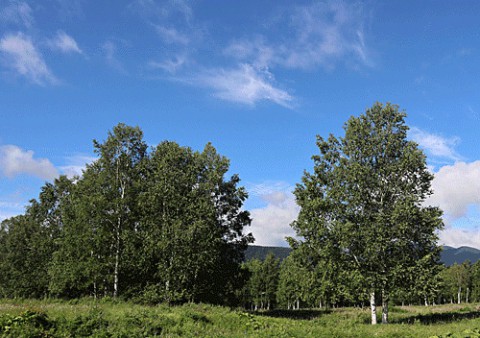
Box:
1;299;480;337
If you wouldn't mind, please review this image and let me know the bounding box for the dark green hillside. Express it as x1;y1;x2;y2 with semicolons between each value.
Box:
441;246;480;266
245;245;291;262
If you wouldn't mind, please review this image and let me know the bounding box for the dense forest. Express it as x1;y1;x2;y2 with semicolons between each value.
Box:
0;103;471;325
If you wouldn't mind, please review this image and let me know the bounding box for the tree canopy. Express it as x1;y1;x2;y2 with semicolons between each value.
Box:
1;123;253;306
291;102;444;324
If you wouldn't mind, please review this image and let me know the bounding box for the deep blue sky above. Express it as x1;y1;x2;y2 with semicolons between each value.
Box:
2;0;480;247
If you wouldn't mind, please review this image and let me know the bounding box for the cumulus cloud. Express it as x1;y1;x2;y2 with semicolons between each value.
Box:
425;161;480;249
0;1;33;27
427;161;480;221
439;227;480;250
248;182;299;247
0;32;57;84
195;64;293;107
0;145;58;180
410;127;462;162
49;31;82;54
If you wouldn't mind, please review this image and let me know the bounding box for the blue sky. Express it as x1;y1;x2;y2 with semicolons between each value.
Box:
2;0;480;248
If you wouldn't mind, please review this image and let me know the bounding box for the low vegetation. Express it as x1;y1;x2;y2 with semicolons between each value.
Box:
1;299;480;337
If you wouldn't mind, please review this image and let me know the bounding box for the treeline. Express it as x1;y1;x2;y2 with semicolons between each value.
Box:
240;254;480;311
0;124;253;305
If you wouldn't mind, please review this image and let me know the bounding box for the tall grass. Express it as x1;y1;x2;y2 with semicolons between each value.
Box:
1;299;480;337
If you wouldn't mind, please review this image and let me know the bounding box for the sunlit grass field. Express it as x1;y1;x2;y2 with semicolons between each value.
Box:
1;299;480;337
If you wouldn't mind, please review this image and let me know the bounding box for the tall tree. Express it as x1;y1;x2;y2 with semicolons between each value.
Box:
50;124;147;298
292;102;443;324
139;141;252;304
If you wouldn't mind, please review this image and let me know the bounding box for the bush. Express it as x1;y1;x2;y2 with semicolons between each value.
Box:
0;309;55;337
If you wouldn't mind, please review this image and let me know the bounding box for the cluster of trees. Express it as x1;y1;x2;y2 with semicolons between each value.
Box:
0;124;253;305
0;103;448;326
438;261;480;305
241;253;280;310
241;251;478;315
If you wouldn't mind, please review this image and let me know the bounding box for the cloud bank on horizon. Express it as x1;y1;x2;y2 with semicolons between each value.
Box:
2;0;480;250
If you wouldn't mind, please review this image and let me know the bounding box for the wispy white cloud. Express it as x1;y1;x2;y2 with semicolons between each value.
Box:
285;1;371;69
0;32;57;85
49;30;83;54
224;1;372;71
223;37;275;69
0;200;24;222
142;1;369;107
0;145;58;180
0;1;33;28
59;154;97;178
410;127;462;162
101;40;126;73
194;64;293;107
247;181;293;197
51;0;84;20
248;182;299;247
155;25;189;45
149;54;187;74
132;0;192;25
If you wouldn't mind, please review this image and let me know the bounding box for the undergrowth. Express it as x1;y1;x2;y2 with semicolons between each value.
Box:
1;300;480;337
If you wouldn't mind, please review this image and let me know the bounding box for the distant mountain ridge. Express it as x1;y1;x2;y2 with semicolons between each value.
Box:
246;245;480;266
245;245;291;262
440;246;480;266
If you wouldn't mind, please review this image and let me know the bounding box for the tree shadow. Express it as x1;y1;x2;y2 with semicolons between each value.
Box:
392;310;480;325
255;309;329;320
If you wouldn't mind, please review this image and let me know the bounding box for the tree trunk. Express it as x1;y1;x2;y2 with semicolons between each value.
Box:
381;290;388;324
424;295;429;307
113;218;120;298
370;291;377;325
458;286;462;304
466;287;470;303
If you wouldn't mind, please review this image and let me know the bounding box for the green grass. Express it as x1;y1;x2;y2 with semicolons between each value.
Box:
1;299;480;337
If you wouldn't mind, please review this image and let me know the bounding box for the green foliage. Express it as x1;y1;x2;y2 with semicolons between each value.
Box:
0;123;252;306
291;102;444;322
0;310;55;338
243;253;280;310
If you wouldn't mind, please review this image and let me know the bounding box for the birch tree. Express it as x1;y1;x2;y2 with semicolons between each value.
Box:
139;141;252;304
292;102;443;324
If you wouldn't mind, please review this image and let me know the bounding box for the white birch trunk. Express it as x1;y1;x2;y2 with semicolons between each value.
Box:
113;217;121;298
113;157;125;298
370;291;377;325
381;290;388;324
458;286;461;304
